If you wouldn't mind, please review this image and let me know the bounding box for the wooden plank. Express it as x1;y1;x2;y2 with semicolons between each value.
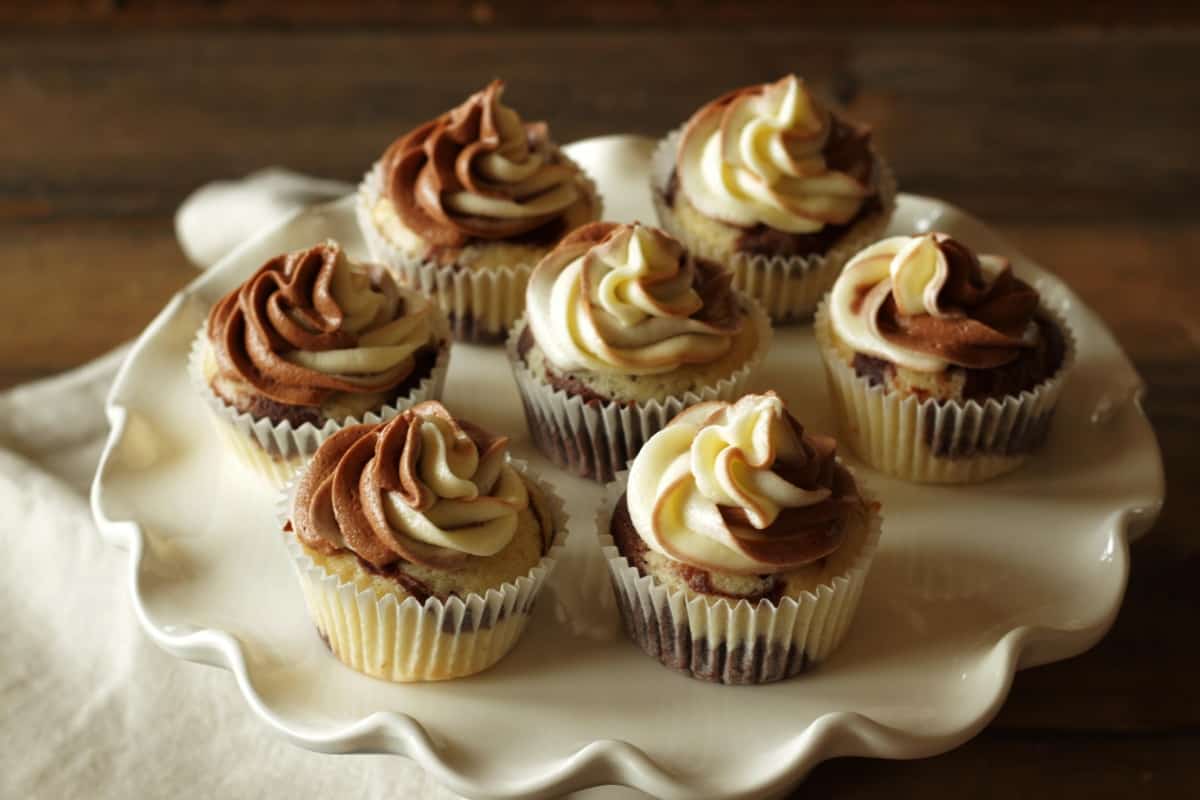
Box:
1;30;1197;226
2;1;1198;31
800;732;1200;798
0;219;193;381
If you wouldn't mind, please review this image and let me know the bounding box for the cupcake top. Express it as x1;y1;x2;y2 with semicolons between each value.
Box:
291;401;531;570
626;392;862;575
676;74;877;236
382;79;589;249
828;233;1042;372
524;222;744;377
206;240;441;409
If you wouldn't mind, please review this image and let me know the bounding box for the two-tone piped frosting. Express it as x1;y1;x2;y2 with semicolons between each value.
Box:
524;222;743;376
207;240;441;407
382;80;591;248
626;393;861;575
676;75;877;235
828;233;1040;372
291;401;531;569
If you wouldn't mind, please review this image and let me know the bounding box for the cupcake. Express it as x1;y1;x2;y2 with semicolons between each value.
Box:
282;401;565;682
815;232;1074;483
357;80;601;343
192;240;451;486
652;74;896;322
507;221;771;482
599;392;882;684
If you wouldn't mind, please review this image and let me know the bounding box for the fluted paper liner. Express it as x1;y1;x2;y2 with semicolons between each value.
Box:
357;158;602;344
505;297;772;482
187;320;451;488
278;460;567;682
651;127;897;323
597;471;881;684
813;300;1076;483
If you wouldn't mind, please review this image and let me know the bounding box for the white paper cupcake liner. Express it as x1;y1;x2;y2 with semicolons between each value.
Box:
505;296;772;482
278;460;567;682
357;157;602;344
813;300;1076;483
188;322;451;488
596;471;881;684
651;126;897;323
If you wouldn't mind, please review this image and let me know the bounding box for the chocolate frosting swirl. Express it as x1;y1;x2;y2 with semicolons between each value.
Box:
382;80;585;248
627;393;861;575
207;240;439;407
292;401;529;570
829;233;1039;372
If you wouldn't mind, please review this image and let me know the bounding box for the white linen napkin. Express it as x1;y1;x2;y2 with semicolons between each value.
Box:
0;169;471;799
0;169;654;800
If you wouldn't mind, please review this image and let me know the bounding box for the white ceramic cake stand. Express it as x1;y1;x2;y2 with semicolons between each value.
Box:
91;136;1163;800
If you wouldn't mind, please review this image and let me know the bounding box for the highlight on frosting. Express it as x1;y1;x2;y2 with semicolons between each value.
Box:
626;393;859;575
525;222;743;375
207;240;438;406
828;233;1040;372
676;74;875;234
291;402;529;568
383;79;585;247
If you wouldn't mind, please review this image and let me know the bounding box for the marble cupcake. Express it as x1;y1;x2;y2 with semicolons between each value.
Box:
282;401;565;682
507;221;771;482
599;393;882;684
192;240;450;485
357;80;601;342
652;74;895;322
815;232;1074;483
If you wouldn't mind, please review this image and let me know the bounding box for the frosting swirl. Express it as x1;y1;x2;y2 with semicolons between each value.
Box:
525;222;742;375
676;74;875;234
627;393;860;575
292;401;529;569
829;233;1040;372
383;79;585;248
207;241;439;406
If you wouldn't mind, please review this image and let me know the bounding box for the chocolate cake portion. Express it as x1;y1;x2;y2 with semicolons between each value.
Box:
517;384;632;482
849;316;1066;459
609;494;809;684
514;324;645;481
851;316;1065;402
444;312;511;344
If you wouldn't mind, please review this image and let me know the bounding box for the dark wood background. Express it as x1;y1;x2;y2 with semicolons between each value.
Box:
2;3;1197;797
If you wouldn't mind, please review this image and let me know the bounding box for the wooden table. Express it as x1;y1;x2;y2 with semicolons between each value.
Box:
2;20;1196;798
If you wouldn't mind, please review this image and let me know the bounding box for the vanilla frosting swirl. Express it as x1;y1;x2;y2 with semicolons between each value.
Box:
627;393;860;575
383;80;586;248
676;75;875;235
829;233;1040;372
207;240;439;406
525;222;742;375
292;402;529;569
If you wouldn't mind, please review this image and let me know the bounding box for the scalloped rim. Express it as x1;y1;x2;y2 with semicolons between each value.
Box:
89;150;1164;800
